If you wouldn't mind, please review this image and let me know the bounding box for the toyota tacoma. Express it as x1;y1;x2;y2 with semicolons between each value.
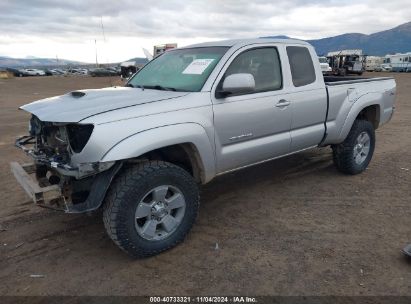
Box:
11;39;396;257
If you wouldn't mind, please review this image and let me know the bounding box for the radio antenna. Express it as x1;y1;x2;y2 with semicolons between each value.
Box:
100;16;106;42
94;39;98;67
100;16;113;87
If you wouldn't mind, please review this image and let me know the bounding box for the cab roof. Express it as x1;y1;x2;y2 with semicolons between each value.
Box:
182;38;310;49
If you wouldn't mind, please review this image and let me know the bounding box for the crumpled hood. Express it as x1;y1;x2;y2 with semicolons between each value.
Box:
20;86;189;123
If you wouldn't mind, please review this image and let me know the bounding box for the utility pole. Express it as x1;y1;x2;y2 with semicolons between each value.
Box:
95;39;98;67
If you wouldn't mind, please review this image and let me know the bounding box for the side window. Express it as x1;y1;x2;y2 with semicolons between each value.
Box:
286;46;316;87
222;47;282;94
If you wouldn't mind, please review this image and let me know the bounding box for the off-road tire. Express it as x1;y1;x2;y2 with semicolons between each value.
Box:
332;119;375;175
103;161;199;258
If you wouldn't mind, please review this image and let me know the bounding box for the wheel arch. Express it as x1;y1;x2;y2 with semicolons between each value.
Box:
136;143;206;184
356;104;381;130
101;123;216;183
337;94;383;142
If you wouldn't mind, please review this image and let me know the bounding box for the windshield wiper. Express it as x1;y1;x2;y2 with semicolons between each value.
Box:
125;83;146;90
144;85;176;91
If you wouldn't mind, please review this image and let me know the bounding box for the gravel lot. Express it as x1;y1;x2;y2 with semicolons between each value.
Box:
0;73;410;296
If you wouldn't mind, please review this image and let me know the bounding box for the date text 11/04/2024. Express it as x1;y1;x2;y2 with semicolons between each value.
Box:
149;296;257;303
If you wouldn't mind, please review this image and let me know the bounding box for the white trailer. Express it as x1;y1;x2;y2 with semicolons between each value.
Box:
383;53;411;72
365;56;383;72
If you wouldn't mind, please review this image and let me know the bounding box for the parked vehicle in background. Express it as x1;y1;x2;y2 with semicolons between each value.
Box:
22;68;46;76
55;69;67;75
383;53;411;72
5;67;26;77
120;61;138;79
327;50;366;76
107;66;121;75
365;56;384;72
44;69;55;76
374;66;384;72
49;69;66;75
44;69;66;76
318;56;332;74
67;68;88;75
11;39;396;258
153;43;177;57
66;68;78;74
380;58;393;72
89;67;118;77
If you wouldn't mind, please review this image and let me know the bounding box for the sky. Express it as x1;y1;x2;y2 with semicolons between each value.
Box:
0;0;410;63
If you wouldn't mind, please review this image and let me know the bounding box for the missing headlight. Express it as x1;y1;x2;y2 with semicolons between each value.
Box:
66;124;94;153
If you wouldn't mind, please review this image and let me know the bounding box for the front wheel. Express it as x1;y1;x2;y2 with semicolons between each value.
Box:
103;161;199;258
332;120;375;175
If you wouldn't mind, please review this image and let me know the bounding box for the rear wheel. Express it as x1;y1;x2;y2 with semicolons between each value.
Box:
103;161;199;258
332;120;375;175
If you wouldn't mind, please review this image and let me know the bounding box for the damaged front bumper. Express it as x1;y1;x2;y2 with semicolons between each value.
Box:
10;161;65;210
15;135;113;179
11;135;122;213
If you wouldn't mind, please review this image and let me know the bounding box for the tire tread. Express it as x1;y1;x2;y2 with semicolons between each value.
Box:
332;119;375;175
103;160;199;258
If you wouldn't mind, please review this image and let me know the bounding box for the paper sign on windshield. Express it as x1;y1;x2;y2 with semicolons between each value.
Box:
182;59;214;75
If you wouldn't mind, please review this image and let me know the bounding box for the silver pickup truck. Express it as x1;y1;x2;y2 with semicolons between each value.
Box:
11;39;396;257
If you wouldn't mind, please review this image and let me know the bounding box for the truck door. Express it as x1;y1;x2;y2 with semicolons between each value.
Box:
211;46;292;173
285;46;328;152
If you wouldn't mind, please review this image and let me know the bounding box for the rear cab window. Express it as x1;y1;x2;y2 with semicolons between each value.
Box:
286;46;316;87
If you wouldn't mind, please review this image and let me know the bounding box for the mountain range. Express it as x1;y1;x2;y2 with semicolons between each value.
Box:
0;56;84;68
0;56;149;68
2;22;411;67
265;21;411;56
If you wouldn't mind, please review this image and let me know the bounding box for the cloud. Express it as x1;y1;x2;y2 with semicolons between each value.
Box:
0;0;410;62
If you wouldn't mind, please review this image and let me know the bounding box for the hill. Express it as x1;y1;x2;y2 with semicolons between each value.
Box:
122;57;149;65
309;22;411;55
0;56;149;68
0;57;85;68
264;21;411;56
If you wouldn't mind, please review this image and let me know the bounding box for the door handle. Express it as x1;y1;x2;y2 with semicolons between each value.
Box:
276;99;291;108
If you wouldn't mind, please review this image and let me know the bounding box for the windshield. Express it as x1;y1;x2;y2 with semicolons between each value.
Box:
318;57;328;63
128;47;229;92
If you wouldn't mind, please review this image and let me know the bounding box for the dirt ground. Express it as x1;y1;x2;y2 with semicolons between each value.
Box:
0;73;410;296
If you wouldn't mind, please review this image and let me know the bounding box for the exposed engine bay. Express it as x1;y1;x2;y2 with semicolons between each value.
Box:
13;115;120;213
26;114;93;168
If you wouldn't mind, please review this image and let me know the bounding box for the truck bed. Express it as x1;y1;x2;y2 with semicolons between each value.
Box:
324;75;394;85
322;75;396;146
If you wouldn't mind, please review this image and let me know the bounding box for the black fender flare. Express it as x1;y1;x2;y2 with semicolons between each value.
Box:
67;162;123;213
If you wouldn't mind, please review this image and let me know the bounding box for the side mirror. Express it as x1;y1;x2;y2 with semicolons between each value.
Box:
218;73;255;98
